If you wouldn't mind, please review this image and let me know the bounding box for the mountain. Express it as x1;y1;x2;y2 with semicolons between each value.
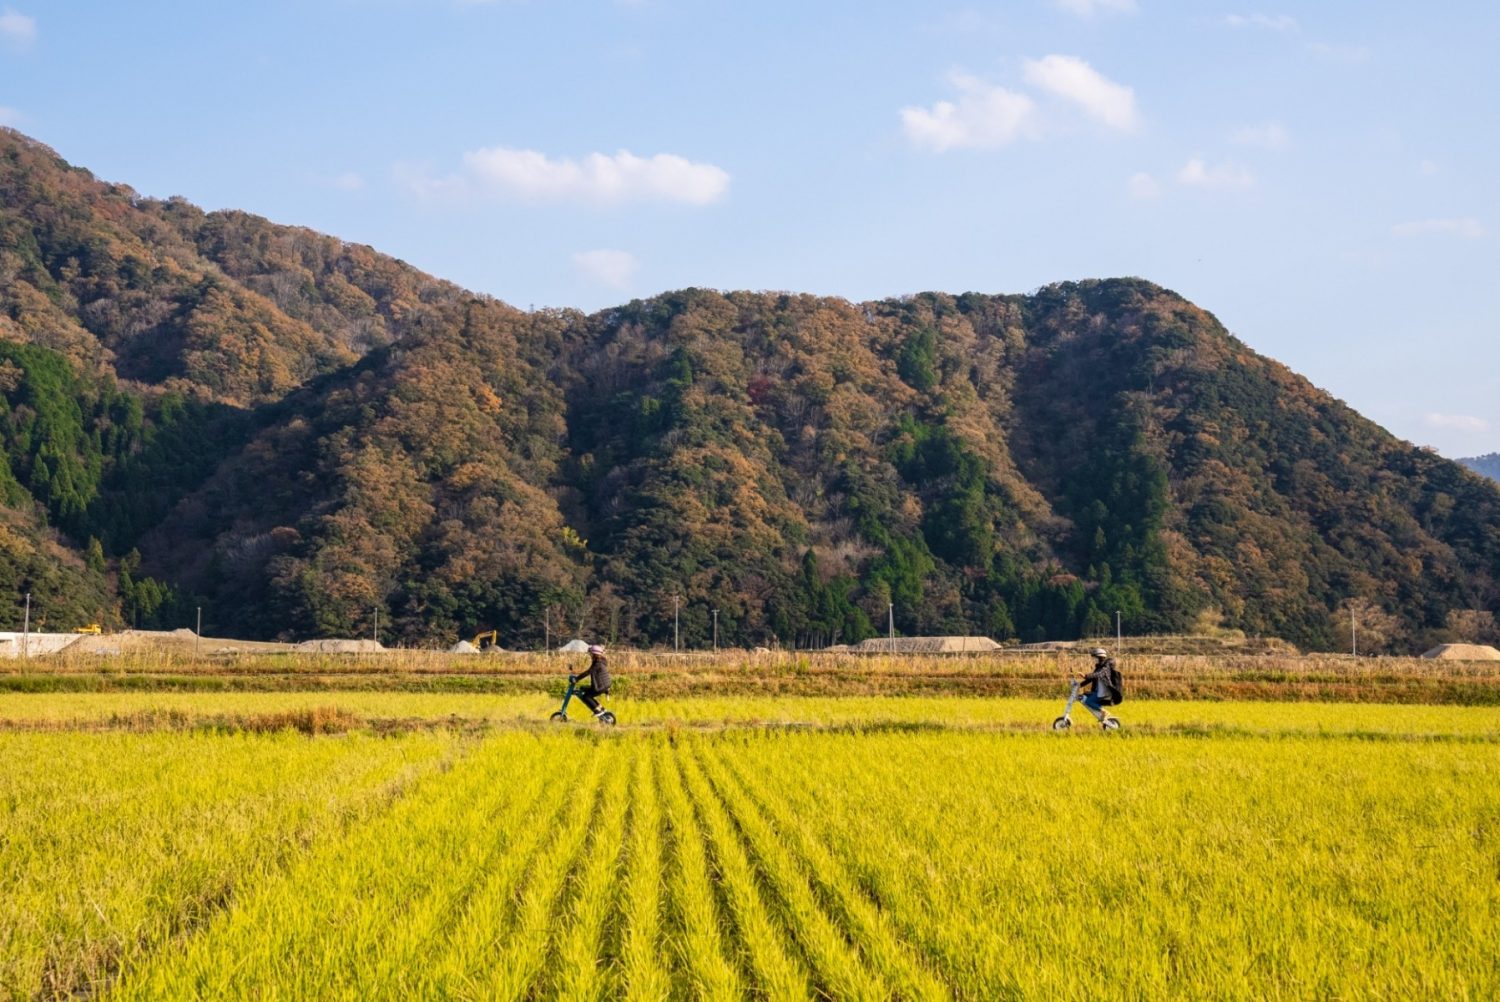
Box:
2;129;1498;651
1460;454;1500;483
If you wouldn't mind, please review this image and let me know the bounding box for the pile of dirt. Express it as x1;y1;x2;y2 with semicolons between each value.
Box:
293;639;386;654
448;640;479;654
68;629;201;654
63;630;294;655
557;639;590;653
1420;643;1500;660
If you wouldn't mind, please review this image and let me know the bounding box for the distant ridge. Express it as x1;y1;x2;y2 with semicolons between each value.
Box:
1459;453;1500;482
1;128;1498;652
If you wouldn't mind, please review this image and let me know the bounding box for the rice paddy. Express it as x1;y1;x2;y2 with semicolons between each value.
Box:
2;690;1496;1000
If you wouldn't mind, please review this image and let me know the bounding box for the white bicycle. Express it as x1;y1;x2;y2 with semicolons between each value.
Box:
1052;678;1121;731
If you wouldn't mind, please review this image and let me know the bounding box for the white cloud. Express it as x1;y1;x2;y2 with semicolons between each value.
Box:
572;249;639;289
1424;413;1490;433
1392;218;1485;239
0;7;35;47
1054;0;1137;16
1022;55;1138;132
1230;122;1289;149
409;147;730;205
1177;158;1255;189
1223;13;1298;32
1128;172;1160;199
0;106;20;126
332;172;365;191
901;72;1037;152
1306;40;1370;63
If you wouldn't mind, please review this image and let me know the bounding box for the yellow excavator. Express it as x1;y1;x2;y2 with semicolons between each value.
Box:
471;630;500;651
74;623;103;635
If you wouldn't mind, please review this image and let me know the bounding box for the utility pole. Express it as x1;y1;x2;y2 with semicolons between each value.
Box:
888;603;895;652
712;608;719;653
373;608;380;646
1116;610;1122;651
195;606;202;661
1352;608;1358;657
22;592;30;659
544;608;550;654
674;594;680;654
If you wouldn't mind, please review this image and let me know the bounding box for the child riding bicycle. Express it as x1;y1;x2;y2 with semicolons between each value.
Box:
570;643;612;715
1077;647;1121;726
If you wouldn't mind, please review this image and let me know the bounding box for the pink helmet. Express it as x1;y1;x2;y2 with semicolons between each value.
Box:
587;644;605;655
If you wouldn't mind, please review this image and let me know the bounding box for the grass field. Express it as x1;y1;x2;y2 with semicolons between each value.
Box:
2;686;1496;1000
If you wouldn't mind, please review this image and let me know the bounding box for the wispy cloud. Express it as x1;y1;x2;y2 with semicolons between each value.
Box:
1022;55;1138;132
1223;13;1367;63
0;106;20;126
1306;41;1370;64
405;147;730;205
1177;158;1255;190
901;72;1037;151
1054;0;1137;17
1230;122;1289;149
1425;413;1490;432
0;7;35;47
332;172;365;192
1128;172;1160;199
1392;218;1485;239
1223;13;1298;32
921;9;1007;37
572;249;639;289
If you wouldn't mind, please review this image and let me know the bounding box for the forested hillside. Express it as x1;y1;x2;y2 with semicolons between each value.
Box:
2;129;1497;651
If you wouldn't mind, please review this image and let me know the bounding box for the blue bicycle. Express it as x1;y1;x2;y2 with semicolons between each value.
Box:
550;674;616;725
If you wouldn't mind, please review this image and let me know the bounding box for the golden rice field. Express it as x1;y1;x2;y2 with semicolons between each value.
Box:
2;696;1497;1000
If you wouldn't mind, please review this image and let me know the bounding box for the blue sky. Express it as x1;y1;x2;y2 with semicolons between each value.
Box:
2;1;1496;456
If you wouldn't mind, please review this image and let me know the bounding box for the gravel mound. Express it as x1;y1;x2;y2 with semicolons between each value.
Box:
293;638;386;654
1420;643;1500;660
852;636;1001;654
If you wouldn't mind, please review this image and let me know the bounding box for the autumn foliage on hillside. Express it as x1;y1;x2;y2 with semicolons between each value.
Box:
1;129;1497;650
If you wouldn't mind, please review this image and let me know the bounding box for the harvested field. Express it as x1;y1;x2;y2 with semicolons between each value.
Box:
2;691;1499;739
4;649;1499;703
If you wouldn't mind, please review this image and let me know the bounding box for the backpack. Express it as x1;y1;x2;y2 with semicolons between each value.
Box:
1107;663;1124;705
